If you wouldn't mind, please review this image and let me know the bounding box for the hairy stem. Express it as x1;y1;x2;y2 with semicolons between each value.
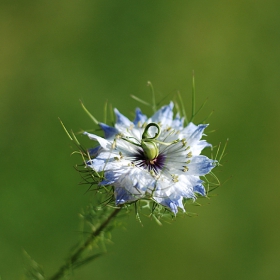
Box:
48;207;122;280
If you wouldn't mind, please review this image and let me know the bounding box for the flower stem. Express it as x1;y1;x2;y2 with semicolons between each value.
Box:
48;206;122;280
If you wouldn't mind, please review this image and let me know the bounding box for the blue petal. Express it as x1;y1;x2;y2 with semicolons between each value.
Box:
154;196;184;214
99;123;118;139
84;132;112;150
191;124;208;137
183;123;208;145
86;151;117;172
196;140;212;151
114;187;140;204
114;108;133;127
133;108;147;126
193;184;206;196
181;122;197;136
87;157;113;173
188;156;216;176
99;170;118;185
172;113;184;129
88;146;101;157
150;102;174;126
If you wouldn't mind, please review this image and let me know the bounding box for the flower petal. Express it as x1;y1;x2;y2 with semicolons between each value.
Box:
193;184;206;196
88;146;102;157
154;196;184;214
84;132;112;150
175;175;201;198
187;155;216;175
191;140;211;155
99;123;118;139
114;108;133;129
172;113;184;130
149;102;174;127
115;187;140;204
155;175;193;198
101;166;152;190
101;167;155;203
86;151;120;172
182;123;208;145
133;108;147;126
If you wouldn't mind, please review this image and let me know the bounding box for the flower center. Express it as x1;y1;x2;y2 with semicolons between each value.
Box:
132;148;166;174
121;122;180;174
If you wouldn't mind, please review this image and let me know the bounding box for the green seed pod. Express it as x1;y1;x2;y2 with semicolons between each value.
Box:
141;140;159;160
142;123;160;140
141;123;161;160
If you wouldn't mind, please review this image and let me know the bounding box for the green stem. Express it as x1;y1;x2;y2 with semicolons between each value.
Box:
48;207;122;280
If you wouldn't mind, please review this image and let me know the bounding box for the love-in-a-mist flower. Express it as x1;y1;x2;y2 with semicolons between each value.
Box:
84;102;216;214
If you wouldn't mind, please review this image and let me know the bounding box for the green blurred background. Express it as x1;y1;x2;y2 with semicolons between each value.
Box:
1;0;280;279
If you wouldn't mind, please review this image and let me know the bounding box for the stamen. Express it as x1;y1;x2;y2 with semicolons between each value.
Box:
112;141;116;149
183;166;189;172
171;174;179;182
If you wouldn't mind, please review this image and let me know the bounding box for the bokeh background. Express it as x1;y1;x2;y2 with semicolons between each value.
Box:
1;0;280;279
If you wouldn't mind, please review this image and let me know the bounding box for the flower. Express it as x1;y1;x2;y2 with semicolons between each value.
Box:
84;102;216;214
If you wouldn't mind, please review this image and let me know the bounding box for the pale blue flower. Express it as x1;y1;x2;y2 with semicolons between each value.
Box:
84;102;216;214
